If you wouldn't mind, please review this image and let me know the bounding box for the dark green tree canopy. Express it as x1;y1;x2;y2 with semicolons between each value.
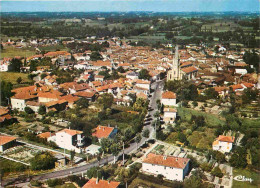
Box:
8;58;22;72
138;69;151;80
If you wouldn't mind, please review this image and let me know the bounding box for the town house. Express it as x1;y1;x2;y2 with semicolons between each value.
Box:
142;153;190;181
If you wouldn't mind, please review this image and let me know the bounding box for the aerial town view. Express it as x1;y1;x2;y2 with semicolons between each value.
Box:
0;0;259;187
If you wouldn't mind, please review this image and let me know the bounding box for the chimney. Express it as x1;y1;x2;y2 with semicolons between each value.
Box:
108;180;110;184
163;155;167;160
103;127;105;131
176;158;178;161
96;177;98;184
99;126;101;130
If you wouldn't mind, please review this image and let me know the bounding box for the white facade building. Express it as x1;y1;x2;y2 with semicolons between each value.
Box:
163;107;177;124
161;91;177;106
51;129;85;153
0;63;9;72
142;153;190;182
213;135;234;153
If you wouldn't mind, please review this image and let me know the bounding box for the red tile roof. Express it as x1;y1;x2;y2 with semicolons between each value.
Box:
83;178;120;188
143;153;189;169
58;129;83;136
0;108;9;116
162;91;176;99
0;114;13;123
164;108;177;112
181;66;198;73
231;84;243;91
0;136;17;146
74;91;96;98
37;132;55;139
217;135;235;143
92;126;114;139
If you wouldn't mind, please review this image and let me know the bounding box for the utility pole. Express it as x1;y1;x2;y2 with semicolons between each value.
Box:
122;141;125;166
155;120;157;139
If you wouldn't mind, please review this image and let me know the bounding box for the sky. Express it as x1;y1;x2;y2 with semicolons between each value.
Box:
1;0;260;12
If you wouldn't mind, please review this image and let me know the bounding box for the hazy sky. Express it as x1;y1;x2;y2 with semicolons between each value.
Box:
1;0;260;12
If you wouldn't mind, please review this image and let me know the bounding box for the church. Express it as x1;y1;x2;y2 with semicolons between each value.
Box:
167;46;198;81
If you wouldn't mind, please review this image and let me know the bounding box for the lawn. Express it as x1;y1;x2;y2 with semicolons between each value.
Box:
55;183;77;188
178;107;225;127
38;44;68;52
0;72;33;85
233;168;259;188
1;46;36;58
129;178;170;188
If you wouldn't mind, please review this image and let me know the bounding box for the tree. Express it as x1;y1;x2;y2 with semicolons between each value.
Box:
184;169;204;188
90;51;103;61
76;98;89;109
30;152;56;170
8;58;22;72
165;32;174;40
110;143;119;164
204;88;219;99
143;129;150;138
211;166;223;178
30;60;38;72
47;179;63;187
100;138;112;154
16;77;22;84
229;146;247;168
41;73;48;80
0;81;13;106
97;93;114;110
138;69;151;80
192;101;198;107
70;150;76;165
135;133;142;149
86;167;104;179
213;151;226;163
242;88;258;104
38;105;46;115
25;106;34;114
117;66;125;73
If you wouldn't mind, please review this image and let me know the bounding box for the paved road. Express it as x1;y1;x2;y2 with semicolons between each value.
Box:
3;80;164;186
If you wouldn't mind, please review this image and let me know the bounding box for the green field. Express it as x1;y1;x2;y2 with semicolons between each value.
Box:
178;107;225;127
0;72;33;86
129;178;171;188
233;168;259;188
1;46;36;58
38;44;68;52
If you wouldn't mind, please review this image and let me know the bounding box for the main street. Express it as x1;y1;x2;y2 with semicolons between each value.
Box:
3;80;164;186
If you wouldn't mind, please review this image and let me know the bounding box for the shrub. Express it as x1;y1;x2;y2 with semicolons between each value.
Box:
46;179;63;187
25;107;34;114
211;166;223;178
30;152;56;170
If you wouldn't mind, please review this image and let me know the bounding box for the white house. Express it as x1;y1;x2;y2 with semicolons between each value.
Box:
0;136;17;152
142;153;190;182
161;91;177;106
135;80;151;91
11;94;38;111
213;135;235;153
126;71;139;80
51;129;85;153
235;68;247;75
163;107;177;124
0;63;9;72
92;125;117;142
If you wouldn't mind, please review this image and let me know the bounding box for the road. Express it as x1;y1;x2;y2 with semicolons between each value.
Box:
3;80;164;186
